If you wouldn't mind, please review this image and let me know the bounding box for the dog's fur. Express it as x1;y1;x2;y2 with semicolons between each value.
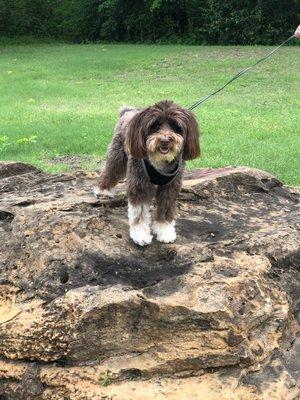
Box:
97;100;200;246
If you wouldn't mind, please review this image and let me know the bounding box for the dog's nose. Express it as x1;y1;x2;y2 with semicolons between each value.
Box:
160;138;170;146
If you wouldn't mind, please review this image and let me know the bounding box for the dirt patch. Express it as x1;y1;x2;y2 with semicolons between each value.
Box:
47;155;103;170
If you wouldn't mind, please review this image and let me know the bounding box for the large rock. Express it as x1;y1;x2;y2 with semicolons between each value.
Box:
0;162;299;400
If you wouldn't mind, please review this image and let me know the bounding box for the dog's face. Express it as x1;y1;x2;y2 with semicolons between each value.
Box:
125;100;200;164
145;120;185;166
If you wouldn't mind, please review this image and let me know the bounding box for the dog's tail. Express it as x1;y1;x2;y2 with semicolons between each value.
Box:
119;106;135;117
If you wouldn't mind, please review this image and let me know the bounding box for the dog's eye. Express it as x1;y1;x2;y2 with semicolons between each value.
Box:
149;122;160;133
170;122;182;133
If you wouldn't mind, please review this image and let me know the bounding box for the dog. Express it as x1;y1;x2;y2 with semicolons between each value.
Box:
96;100;200;246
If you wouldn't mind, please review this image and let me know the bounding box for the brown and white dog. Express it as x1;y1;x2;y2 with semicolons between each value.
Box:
96;100;200;246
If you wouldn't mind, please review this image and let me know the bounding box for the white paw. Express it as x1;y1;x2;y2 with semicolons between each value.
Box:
93;186;115;198
130;223;153;246
152;221;176;243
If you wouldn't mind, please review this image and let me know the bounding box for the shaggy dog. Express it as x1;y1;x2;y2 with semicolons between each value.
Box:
96;100;200;246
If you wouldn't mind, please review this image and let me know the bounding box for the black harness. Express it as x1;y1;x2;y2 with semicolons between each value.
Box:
142;158;180;186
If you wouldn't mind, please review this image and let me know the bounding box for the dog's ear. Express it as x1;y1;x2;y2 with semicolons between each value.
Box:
182;110;200;161
125;109;148;159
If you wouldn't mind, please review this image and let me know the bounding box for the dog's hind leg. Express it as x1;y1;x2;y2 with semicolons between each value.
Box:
95;132;127;197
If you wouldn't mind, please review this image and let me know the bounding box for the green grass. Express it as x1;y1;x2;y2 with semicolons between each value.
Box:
0;42;299;184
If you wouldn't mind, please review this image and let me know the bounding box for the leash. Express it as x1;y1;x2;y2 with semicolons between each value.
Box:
188;30;299;111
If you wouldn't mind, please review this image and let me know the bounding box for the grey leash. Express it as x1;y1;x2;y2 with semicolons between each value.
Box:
188;33;297;111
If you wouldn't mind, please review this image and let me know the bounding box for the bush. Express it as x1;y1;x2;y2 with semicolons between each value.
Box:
0;0;299;44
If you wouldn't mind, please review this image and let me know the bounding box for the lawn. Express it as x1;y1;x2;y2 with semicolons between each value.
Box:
0;42;299;184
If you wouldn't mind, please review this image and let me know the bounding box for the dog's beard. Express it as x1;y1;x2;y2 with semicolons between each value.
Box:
146;132;184;169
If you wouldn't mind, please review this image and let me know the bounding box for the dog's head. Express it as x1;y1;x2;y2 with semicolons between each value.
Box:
125;100;200;165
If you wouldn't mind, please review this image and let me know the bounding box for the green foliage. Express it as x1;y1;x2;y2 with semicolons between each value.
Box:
15;135;37;144
0;135;37;150
0;0;299;44
99;371;111;387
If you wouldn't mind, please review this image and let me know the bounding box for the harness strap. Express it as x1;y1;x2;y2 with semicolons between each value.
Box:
142;159;179;186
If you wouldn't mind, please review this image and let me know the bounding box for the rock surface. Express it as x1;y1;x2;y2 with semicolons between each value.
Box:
0;161;299;400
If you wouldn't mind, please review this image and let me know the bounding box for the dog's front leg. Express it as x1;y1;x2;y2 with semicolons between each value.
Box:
128;202;153;246
127;159;155;246
153;178;182;243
